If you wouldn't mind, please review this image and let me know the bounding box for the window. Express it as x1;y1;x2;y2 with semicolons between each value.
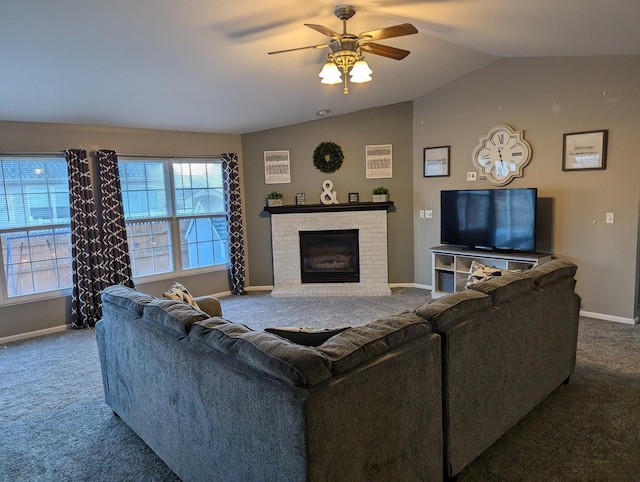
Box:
0;156;72;300
119;158;228;279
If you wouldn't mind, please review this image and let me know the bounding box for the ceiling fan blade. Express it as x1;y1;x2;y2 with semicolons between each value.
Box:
268;44;328;55
359;23;418;41
305;23;341;39
360;42;411;60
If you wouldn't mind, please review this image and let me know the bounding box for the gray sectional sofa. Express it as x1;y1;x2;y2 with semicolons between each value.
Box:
96;287;444;481
416;258;581;478
96;258;580;481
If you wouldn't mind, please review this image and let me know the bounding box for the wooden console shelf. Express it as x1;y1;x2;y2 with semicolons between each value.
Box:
431;246;553;298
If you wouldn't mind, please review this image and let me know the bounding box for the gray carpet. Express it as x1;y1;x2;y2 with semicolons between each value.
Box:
0;288;638;481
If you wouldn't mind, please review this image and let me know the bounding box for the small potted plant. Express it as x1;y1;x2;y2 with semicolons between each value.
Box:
372;186;389;202
267;191;284;207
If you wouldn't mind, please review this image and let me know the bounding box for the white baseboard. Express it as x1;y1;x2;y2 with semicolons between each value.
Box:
212;286;274;298
389;282;432;291
246;285;273;292
580;310;638;325
211;290;233;297
0;324;69;346
213;286;272;297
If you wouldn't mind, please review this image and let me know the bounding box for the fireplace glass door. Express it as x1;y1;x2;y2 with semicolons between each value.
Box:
299;229;359;283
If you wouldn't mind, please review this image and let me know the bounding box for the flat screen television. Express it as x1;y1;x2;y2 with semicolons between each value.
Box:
440;188;537;252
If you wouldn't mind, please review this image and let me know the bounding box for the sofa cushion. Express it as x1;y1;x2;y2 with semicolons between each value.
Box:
525;258;577;288
317;312;432;376
189;321;332;387
414;290;492;332
101;285;155;317
144;299;211;335
163;281;200;309
197;317;229;329
265;327;350;347
468;271;534;304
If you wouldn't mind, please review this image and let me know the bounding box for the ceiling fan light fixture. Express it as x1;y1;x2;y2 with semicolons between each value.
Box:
349;58;372;83
270;6;417;94
319;61;342;84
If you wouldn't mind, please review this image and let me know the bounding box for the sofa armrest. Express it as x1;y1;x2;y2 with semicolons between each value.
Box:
194;296;222;317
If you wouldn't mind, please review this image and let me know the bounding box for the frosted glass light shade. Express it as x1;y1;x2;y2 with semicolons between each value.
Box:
319;61;341;84
349;59;372;83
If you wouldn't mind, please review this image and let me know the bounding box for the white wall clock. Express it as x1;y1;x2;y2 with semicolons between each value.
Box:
472;124;532;186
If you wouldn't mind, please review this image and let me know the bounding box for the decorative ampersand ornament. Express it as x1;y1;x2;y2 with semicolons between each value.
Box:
320;180;339;205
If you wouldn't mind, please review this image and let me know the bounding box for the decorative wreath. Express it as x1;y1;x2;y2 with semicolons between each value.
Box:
313;141;344;174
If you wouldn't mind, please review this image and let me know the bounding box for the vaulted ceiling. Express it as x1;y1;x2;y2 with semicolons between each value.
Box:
1;0;639;134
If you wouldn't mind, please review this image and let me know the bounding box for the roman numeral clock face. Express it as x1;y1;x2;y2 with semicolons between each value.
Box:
472;125;532;186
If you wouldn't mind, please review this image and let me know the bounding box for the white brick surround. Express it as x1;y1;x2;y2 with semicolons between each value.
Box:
270;210;391;297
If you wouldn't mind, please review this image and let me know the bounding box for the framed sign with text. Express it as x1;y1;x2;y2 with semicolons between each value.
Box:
562;130;608;171
264;150;291;184
423;146;450;177
365;144;392;179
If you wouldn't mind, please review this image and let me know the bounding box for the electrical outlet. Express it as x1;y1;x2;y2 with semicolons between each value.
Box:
467;172;477;181
606;212;615;224
425;210;433;219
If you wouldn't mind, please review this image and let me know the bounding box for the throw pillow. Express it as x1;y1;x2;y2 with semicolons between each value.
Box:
465;260;505;288
163;281;200;310
265;326;350;347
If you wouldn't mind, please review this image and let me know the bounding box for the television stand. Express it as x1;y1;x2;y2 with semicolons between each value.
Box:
431;246;553;298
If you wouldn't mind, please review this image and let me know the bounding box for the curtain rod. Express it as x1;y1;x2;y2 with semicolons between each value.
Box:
0;151;224;159
0;151;65;157
115;153;223;159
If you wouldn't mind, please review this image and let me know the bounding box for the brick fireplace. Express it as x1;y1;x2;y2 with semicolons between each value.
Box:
265;203;393;297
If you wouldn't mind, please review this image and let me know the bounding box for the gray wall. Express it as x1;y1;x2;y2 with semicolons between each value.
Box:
413;56;640;322
0;121;242;340
241;102;414;287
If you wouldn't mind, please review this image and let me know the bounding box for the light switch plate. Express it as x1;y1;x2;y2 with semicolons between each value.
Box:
425;210;433;219
606;212;615;224
467;172;477;181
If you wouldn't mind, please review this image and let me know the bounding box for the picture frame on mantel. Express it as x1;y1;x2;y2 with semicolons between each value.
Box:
562;130;608;171
423;145;450;177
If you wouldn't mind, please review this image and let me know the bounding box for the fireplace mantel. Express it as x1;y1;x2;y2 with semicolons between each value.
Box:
264;201;393;215
267;206;392;297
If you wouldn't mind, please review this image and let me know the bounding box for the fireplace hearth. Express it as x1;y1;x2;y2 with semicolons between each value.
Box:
299;229;359;283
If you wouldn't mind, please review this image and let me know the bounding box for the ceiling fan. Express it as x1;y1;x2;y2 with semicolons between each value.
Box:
268;5;418;94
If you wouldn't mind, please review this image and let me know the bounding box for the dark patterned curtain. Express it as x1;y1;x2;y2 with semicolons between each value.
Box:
97;150;134;289
222;153;247;295
65;149;103;328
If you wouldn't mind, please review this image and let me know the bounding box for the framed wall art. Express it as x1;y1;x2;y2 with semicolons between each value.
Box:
295;193;306;205
348;192;359;203
264;150;291;184
423;146;450;177
365;144;392;179
562;130;608;171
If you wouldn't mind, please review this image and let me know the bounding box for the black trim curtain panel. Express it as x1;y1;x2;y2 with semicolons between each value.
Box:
65;148;104;328
97;150;135;289
222;153;247;295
